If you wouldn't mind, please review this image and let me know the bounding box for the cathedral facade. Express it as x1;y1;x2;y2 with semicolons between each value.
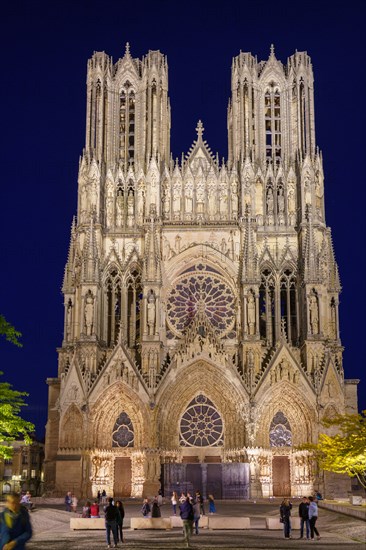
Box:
44;45;358;499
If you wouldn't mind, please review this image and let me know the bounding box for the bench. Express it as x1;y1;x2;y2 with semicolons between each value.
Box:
130;517;172;530
208;516;250;530
265;517;300;530
70;517;105;530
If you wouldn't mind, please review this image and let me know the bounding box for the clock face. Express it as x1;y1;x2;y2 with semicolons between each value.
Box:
166;266;236;338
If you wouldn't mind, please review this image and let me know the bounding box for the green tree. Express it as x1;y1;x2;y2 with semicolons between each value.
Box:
0;314;22;347
0;373;35;458
0;314;34;457
302;411;366;489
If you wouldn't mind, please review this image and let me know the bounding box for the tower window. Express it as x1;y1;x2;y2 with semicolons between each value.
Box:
265;88;281;162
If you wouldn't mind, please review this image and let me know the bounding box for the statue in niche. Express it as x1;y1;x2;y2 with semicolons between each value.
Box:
84;291;94;336
127;190;134;227
185;183;193;214
208;187;216;219
219;187;228;218
266;188;274;214
116;190;124;228
175;234;181;253
315;171;324;218
231;181;238;217
309;293;319;335
330;300;337;339
277;187;285;214
147;290;156;335
220;238;227;254
304;175;311;205
228;231;234;260
247;292;256;335
173;183;181;216
162;186;170;218
66;300;72;339
80;183;88;223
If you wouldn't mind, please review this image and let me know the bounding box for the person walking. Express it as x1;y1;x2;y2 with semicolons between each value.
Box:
298;496;310;539
179;494;194;548
308;496;321;540
208;494;216;514
280;498;292;539
0;492;32;550
115;500;125;544
171;491;178;515
104;497;119;548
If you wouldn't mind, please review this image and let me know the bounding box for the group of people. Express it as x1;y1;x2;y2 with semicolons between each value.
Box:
175;491;216;548
280;495;321;540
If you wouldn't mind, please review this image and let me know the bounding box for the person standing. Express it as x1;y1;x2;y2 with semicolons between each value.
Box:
104;497;119;549
0;493;32;550
279;498;292;539
141;498;151;517
115;500;125;544
64;491;72;512
308;496;321;540
298;496;310;539
171;491;178;516
179;494;194;548
196;491;205;515
193;498;201;535
151;498;161;518
71;494;78;513
90;500;100;518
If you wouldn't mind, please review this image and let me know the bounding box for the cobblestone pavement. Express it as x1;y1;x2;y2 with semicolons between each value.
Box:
25;501;365;550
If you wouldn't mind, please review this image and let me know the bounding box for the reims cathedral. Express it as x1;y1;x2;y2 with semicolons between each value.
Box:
45;44;358;499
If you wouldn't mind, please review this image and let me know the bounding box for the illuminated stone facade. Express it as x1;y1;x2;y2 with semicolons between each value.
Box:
44;44;358;499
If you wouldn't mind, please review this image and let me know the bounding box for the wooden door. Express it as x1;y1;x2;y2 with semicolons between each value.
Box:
272;456;290;496
113;457;132;497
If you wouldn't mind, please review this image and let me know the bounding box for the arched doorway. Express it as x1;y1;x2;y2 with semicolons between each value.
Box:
272;456;291;496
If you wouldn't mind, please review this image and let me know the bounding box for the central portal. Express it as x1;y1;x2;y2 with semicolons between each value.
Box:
162;462;249;499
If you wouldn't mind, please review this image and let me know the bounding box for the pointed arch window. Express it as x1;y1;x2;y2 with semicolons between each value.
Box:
180;394;223;447
105;269;122;346
265;87;281;163
119;82;135;165
112;411;134;447
259;269;276;345
280;269;298;345
269;411;292;447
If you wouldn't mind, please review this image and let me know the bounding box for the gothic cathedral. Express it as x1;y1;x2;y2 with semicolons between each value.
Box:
45;45;358;499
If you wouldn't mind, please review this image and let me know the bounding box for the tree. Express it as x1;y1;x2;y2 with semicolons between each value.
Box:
0;373;35;458
0;314;22;347
0;314;34;457
301;411;366;489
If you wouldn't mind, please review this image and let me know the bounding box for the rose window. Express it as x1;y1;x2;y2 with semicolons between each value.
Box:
112;411;134;448
180;394;223;447
167;268;235;337
269;411;292;447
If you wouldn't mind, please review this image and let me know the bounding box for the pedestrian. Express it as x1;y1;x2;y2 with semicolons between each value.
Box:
0;492;32;549
90;500;100;518
64;491;72;512
97;490;101;503
82;501;91;518
104;497;119;548
280;498;292;539
208;494;216;514
101;489;107;504
141;498;151;517
171;491;178;515
71;494;78;513
157;489;163;507
151;498;161;518
179;494;194;548
196;491;205;515
308;495;321;540
298;496;310;539
115;500;124;544
193;498;201;535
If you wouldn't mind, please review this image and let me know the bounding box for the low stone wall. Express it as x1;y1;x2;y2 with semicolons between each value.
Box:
131;517;172;530
70;518;105;530
171;515;209;528
208;516;250;529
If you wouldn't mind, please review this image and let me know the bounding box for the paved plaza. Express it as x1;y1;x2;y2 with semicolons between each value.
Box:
24;500;365;549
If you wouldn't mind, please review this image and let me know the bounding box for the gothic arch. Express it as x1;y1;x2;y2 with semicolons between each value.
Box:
156;360;247;449
255;381;316;447
59;404;83;449
90;381;148;449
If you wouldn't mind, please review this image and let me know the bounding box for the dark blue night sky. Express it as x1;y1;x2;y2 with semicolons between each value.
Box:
0;0;365;437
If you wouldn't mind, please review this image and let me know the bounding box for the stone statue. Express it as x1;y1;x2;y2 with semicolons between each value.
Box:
277;187;285;213
247;292;256;335
173;183;181;215
231;181;238;216
127;190;134;227
66;300;72;338
185;183;193;214
309;294;319;335
266;188;274;214
84;292;94;336
147;290;156;335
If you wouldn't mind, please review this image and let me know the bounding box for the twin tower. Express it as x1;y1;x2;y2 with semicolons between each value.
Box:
45;45;357;500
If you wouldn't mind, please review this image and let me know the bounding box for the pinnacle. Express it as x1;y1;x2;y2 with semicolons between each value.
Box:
196;120;204;139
